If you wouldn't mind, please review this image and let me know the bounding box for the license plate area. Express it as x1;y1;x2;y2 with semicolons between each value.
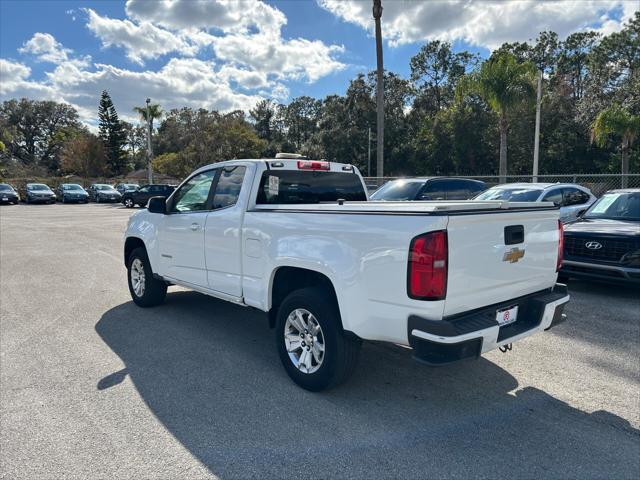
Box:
496;305;518;326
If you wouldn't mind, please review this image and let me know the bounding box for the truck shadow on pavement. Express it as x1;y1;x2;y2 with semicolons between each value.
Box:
96;291;639;479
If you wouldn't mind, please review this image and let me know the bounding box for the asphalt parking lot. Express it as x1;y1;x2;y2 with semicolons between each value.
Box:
1;203;639;479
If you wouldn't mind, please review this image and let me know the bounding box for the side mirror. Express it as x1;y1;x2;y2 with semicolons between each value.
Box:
147;196;166;214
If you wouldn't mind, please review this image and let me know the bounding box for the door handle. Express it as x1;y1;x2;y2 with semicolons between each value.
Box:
190;223;201;231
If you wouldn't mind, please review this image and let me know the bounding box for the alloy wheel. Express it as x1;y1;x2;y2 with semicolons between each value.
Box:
130;258;146;297
283;308;325;374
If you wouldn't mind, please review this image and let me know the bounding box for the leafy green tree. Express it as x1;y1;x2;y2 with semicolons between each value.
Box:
60;131;109;177
592;104;640;183
0;98;81;170
411;41;477;112
98;90;127;175
558;31;600;100
457;53;536;180
153;108;264;179
121;121;148;170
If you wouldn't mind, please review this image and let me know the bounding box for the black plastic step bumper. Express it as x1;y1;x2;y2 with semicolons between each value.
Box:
408;284;570;366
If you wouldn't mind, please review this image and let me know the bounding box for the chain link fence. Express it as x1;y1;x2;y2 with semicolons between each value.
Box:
363;174;640;196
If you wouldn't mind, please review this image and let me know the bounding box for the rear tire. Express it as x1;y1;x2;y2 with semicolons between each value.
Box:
127;247;167;307
275;287;361;391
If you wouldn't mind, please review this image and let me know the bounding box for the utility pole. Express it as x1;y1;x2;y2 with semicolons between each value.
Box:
373;0;384;179
146;98;153;184
367;127;371;177
532;69;542;182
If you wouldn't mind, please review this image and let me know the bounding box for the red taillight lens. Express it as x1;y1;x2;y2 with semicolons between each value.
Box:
557;220;564;272
297;160;330;170
408;231;448;300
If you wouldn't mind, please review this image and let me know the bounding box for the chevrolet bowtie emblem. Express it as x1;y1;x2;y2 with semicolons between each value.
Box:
503;247;525;263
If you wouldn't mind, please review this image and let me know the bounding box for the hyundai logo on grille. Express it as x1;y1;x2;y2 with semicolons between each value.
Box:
585;241;603;250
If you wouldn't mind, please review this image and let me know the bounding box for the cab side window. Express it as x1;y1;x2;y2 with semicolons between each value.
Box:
418;181;447;200
212;166;246;209
542;189;563;205
563;188;589;206
170;171;216;213
138;186;150;193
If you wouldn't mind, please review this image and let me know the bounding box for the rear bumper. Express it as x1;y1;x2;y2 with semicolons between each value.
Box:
561;260;640;283
408;284;570;365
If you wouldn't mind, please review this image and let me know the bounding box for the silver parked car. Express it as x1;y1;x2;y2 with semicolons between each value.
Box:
475;183;596;222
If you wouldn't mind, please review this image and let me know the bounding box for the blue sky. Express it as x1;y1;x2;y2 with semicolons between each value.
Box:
1;0;636;126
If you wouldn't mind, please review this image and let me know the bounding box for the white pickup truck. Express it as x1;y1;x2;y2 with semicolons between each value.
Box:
124;158;569;391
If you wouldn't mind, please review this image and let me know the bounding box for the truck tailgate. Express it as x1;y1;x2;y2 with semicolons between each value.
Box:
444;210;560;316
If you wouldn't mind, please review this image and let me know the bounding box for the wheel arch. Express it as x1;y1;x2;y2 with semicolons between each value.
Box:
124;236;146;267
268;266;341;329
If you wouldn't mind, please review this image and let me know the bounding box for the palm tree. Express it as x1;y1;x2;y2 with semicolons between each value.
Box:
592;104;640;187
133;103;163;130
457;53;536;182
133;102;162;183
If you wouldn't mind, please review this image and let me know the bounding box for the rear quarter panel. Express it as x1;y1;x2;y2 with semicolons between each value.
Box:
241;211;448;344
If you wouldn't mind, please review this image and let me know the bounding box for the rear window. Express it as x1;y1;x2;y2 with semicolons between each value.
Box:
475;188;542;202
370;180;424;201
256;170;367;204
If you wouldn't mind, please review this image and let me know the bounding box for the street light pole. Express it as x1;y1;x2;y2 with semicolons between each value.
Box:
367;126;371;177
146;98;153;184
373;0;384;179
532;69;542;182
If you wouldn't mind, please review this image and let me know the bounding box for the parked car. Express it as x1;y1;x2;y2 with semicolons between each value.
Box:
123;158;568;391
122;184;175;208
371;178;486;201
24;183;56;204
88;184;122;203
560;189;640;284
56;183;89;203
475;183;596;222
0;183;20;204
114;183;140;195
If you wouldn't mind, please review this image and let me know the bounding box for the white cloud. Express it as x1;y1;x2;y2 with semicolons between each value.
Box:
125;0;286;35
1;50;266;125
0;58;55;97
211;33;345;82
83;2;345;84
19;32;89;67
85;9;197;64
319;0;637;49
2;2;347;128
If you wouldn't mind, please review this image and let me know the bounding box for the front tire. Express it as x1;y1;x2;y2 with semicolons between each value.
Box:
275;287;361;391
124;198;134;208
127;247;167;307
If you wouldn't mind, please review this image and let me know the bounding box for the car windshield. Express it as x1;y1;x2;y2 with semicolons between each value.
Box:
95;185;115;191
28;184;50;191
584;192;640;221
475;187;542;202
370;180;424;201
0;184;14;192
63;184;83;191
123;184;138;190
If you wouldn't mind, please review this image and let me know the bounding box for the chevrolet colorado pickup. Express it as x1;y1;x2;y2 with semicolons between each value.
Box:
124;158;570;391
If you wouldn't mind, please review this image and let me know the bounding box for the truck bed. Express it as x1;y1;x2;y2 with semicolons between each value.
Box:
251;200;557;214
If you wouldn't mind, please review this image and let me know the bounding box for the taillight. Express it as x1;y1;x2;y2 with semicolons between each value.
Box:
297;160;330;170
556;220;564;272
408;231;448;300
